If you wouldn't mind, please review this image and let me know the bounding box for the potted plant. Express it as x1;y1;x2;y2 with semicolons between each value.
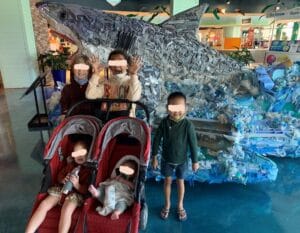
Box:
228;47;255;66
42;47;70;85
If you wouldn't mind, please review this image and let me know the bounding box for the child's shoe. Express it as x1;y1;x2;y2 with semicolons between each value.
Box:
177;209;187;221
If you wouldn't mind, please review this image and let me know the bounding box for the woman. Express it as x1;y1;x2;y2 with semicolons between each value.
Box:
85;49;142;118
60;54;93;120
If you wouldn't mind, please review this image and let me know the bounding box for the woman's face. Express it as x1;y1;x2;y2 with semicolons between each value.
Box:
109;54;128;75
73;64;90;80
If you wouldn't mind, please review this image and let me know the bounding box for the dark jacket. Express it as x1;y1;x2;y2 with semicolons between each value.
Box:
152;116;198;164
60;77;90;116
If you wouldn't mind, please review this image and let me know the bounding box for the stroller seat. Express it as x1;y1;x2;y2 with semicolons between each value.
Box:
26;115;102;233
75;117;151;233
85;201;135;233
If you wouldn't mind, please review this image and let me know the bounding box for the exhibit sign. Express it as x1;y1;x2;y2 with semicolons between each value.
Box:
266;7;300;20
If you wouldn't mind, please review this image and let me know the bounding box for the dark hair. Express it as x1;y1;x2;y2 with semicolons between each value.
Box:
69;134;93;150
167;92;186;104
108;49;130;63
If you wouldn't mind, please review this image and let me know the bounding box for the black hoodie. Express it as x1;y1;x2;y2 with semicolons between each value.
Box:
60;77;90;116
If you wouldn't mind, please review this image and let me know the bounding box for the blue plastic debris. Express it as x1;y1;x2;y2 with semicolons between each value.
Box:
147;62;300;184
256;66;275;91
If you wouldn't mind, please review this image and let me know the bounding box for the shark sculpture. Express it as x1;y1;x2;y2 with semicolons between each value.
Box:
37;2;280;184
37;2;243;110
37;2;240;78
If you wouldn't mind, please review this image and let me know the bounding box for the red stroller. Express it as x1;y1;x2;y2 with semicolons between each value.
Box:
26;115;102;233
75;116;151;233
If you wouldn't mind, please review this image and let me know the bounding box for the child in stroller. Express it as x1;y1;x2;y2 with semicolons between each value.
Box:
78;117;150;233
89;158;138;220
25;134;92;233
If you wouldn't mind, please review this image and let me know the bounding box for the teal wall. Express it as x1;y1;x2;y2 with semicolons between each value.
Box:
0;0;38;88
171;0;199;15
200;15;271;27
224;26;241;38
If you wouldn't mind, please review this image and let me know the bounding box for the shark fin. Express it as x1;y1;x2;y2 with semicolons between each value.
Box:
160;3;209;38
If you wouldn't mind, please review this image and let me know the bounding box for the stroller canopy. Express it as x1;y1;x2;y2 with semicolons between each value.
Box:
45;116;102;160
98;117;151;166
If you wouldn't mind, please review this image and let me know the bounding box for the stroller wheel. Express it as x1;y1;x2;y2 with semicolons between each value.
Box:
139;202;148;230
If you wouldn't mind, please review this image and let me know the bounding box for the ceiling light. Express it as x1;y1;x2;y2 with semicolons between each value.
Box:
106;0;121;7
275;6;280;11
220;8;226;14
226;1;231;4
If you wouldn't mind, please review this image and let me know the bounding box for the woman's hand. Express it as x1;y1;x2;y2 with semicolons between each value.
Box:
128;56;141;75
90;55;104;74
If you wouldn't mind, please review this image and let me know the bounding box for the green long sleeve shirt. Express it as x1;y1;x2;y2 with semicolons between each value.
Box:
152;117;198;164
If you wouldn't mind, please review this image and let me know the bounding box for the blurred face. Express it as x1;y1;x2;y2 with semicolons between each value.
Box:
73;63;90;80
167;97;186;121
72;142;88;164
120;161;137;177
108;54;128;75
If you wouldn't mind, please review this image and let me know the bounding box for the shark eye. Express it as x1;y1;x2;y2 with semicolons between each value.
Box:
59;10;67;21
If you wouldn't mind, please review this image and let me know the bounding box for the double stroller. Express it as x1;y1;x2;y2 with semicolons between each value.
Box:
26;99;151;233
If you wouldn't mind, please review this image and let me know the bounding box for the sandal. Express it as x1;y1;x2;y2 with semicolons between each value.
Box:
177;209;187;221
160;208;170;220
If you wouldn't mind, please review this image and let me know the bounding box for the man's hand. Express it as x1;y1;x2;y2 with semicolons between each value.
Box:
192;162;199;172
128;56;141;75
152;156;158;170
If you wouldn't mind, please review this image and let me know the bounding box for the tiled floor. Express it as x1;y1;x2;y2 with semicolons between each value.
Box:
1;88;300;233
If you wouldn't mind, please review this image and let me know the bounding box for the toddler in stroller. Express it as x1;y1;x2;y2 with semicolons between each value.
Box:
77;117;150;233
89;158;138;220
25;115;102;233
25;134;92;233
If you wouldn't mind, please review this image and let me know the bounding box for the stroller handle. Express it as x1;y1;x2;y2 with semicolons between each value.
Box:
66;98;150;124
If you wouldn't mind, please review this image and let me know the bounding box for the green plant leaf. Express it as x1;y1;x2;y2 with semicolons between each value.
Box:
126;14;137;18
228;47;254;65
212;9;220;20
43;48;70;70
147;12;159;22
258;15;265;21
261;3;276;13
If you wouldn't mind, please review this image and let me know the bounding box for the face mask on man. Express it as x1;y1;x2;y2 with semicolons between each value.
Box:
74;76;88;85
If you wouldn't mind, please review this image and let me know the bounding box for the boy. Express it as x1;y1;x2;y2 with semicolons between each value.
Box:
152;92;199;221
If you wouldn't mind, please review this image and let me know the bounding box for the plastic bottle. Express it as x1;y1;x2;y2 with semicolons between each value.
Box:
62;166;81;194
